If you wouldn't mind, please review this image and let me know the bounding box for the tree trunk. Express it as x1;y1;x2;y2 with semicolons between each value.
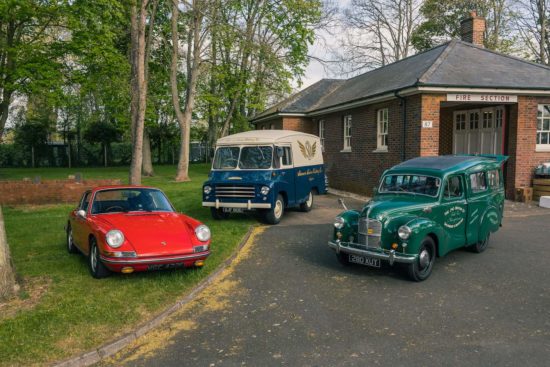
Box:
103;143;108;167
128;0;149;185
170;0;202;182
0;207;17;301
142;129;154;176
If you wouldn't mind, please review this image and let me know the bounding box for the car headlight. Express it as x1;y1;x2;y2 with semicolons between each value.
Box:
195;224;211;242
106;230;124;248
334;216;345;229
203;185;212;195
260;186;270;195
398;225;411;240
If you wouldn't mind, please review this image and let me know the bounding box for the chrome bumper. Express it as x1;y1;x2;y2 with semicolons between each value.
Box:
202;199;271;209
328;241;416;265
100;251;210;264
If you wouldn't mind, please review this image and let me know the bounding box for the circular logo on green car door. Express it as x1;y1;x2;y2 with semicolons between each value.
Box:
444;206;466;228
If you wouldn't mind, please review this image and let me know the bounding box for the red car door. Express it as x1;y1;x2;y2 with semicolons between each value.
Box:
72;191;92;253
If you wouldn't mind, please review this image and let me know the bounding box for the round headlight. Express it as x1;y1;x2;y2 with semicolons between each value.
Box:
260;186;270;195
398;225;412;240
334;216;345;229
106;230;124;248
195;224;211;242
203;185;212;195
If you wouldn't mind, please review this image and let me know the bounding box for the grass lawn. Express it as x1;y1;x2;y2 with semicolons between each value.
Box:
0;164;255;366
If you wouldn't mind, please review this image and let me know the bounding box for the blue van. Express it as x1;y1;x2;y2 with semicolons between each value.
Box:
202;130;327;224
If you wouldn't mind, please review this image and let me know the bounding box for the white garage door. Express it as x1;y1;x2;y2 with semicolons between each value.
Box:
453;106;504;155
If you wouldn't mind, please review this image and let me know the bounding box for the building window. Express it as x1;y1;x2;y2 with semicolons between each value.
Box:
377;108;389;151
343;115;352;151
537;104;550;151
318;119;325;150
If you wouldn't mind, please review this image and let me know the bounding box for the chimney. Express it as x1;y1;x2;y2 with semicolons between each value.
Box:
460;11;485;47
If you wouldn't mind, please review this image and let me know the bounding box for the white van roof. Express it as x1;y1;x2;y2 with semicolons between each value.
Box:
216;130;319;146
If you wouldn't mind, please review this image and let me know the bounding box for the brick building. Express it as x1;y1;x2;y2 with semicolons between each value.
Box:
251;12;550;198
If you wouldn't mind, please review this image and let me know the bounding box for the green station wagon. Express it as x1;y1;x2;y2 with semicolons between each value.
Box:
328;155;508;281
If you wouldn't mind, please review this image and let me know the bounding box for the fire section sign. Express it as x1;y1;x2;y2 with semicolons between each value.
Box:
447;94;518;103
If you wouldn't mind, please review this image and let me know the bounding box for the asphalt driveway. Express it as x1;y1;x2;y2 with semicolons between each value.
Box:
103;195;550;367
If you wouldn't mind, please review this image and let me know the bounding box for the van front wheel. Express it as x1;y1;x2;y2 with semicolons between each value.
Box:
264;194;284;225
299;191;314;212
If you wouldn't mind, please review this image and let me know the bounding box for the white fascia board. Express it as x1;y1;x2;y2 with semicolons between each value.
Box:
252;112;307;123
416;86;550;96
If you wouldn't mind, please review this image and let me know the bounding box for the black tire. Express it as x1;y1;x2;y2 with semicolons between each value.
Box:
299;191;314;212
88;237;111;279
407;236;436;282
470;233;490;253
66;224;79;254
210;207;230;220
264;194;285;225
336;252;350;266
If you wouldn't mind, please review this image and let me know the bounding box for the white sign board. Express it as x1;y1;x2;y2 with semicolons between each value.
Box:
422;120;433;128
447;94;517;103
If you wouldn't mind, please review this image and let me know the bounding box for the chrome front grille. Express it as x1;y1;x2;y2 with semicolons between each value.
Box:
358;218;382;248
215;185;255;198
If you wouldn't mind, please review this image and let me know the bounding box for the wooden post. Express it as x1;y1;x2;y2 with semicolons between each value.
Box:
0;206;17;301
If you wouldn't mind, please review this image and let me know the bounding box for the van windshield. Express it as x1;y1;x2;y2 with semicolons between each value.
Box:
213;146;273;170
379;174;441;197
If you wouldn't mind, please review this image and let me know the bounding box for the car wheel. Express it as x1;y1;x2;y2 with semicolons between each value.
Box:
88;237;111;279
470;233;490;253
407;236;436;282
210;207;230;220
264;194;284;225
66;224;79;254
336;252;350;266
299;191;314;212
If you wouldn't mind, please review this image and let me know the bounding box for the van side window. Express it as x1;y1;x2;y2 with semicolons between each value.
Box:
281;147;292;166
487;169;501;189
444;176;463;199
469;171;487;193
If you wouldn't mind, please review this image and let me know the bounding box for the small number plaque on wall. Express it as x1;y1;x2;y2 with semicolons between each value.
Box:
422;120;433;128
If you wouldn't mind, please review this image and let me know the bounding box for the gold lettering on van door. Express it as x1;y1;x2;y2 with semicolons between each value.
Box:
297;168;322;176
298;140;317;160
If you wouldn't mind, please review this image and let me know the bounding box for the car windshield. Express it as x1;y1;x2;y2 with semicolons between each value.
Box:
379;174;441;197
91;188;174;214
212;146;273;170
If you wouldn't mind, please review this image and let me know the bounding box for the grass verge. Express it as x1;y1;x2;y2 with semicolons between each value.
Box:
0;164;254;366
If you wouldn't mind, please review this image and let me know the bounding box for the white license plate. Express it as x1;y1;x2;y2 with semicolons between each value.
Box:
349;254;381;268
223;208;244;213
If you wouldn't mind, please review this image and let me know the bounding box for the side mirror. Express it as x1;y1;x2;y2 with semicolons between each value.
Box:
372;187;378;195
77;209;86;219
338;198;348;211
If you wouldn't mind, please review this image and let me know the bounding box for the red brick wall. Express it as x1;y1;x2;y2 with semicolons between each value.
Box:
282;116;316;134
255;117;283;130
0;179;121;205
420;94;446;156
507;96;550;197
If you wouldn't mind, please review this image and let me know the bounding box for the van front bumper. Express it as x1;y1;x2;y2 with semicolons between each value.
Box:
328;240;417;265
202;199;271;210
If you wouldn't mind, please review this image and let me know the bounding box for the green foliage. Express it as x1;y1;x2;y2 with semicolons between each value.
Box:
13;118;50;149
83;120;121;145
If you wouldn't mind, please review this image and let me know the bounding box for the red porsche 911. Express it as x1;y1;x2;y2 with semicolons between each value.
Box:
66;186;211;278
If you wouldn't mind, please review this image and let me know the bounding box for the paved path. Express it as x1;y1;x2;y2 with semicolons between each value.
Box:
103;195;550;367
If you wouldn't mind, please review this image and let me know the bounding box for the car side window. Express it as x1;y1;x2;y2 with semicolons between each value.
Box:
487;169;501;189
80;192;91;211
281;146;292;166
469;171;487;193
444;176;464;200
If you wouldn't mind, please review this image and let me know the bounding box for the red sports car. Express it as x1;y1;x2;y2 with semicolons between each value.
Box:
66;186;211;278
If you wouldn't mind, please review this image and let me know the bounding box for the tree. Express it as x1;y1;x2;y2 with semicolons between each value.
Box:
0;207;17;301
83;120;121;167
412;0;516;53
513;0;549;64
13;117;51;167
334;0;422;74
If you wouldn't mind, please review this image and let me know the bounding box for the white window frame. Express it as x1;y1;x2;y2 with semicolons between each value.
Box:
342;115;352;152
537;104;550;152
318;119;325;151
376;108;389;152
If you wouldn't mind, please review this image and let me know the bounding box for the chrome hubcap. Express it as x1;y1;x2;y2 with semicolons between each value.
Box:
419;249;430;269
306;192;313;206
274;200;283;218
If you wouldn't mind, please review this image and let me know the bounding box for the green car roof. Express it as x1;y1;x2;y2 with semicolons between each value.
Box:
388;155;508;177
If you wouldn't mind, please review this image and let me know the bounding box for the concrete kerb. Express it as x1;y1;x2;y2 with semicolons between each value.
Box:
327;188;370;203
52;226;256;367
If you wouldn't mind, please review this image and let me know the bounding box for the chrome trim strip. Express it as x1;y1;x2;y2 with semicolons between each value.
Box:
100;251;210;264
203;201;271;209
328;241;416;264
